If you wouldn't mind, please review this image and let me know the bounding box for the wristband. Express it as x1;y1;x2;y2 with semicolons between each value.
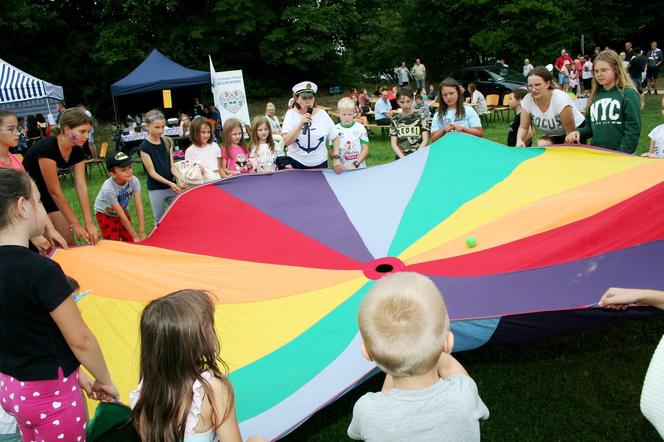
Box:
353;161;360;168
332;154;340;160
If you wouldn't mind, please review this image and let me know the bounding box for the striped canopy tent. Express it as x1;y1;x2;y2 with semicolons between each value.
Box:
0;58;64;120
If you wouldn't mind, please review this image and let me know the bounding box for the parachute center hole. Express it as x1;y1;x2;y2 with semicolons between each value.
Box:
375;264;394;273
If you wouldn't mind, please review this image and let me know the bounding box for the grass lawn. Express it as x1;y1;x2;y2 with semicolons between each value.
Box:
65;94;664;441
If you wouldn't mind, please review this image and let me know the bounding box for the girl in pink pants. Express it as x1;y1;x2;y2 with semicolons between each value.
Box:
0;168;119;442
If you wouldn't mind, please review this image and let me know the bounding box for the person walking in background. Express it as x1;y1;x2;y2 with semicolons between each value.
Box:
646;41;663;95
412;58;427;90
555;49;573;88
624;41;635;60
395;62;410;87
523;58;534;77
581;55;593;97
628;48;647;109
54;101;65;124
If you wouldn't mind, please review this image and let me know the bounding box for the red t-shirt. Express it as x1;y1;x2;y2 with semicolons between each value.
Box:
555;55;573;71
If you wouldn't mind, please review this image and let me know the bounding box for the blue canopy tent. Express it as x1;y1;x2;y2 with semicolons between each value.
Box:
110;49;210;121
0;58;64;121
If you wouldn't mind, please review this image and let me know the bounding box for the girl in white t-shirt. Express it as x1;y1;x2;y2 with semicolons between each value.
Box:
517;66;585;146
643;97;664;158
645;125;664;158
184;118;222;180
249;116;279;173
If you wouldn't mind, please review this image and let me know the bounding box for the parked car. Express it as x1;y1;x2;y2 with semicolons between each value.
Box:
447;66;527;99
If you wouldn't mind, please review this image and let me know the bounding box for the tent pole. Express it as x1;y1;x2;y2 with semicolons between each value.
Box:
46;99;53;121
112;95;119;124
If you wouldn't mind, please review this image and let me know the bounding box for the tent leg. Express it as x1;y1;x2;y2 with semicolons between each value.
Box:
112;96;119;124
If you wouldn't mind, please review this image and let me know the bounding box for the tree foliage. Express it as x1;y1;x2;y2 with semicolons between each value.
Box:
0;0;662;118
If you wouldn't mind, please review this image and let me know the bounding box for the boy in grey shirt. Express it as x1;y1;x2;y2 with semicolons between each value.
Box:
348;272;489;441
94;152;146;242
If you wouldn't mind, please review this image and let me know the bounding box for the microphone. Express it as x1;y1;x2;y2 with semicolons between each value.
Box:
302;107;313;135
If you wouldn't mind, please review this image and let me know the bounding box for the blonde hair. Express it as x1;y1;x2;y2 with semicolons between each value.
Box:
144;109;166;125
337;97;356;112
586;50;637;114
249;116;275;154
358;272;449;377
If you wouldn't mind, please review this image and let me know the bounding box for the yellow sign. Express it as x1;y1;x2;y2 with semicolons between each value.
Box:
162;89;172;109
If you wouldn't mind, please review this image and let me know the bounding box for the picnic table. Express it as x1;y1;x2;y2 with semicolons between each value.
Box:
120;126;180;143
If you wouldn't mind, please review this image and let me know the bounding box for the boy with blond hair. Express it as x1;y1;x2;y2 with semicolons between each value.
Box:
349;272;489;441
330;97;369;169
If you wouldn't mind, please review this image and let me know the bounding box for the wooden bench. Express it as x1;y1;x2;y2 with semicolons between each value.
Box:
365;123;390;137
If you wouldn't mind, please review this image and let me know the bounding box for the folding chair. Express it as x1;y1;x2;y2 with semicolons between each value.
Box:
86;141;109;178
493;94;511;121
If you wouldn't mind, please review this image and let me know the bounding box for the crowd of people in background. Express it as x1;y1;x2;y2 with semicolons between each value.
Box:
1;43;664;440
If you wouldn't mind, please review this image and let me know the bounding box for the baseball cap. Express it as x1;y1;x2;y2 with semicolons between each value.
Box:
106;151;132;170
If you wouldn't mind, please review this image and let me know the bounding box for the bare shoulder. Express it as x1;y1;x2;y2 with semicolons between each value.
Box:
209;375;234;417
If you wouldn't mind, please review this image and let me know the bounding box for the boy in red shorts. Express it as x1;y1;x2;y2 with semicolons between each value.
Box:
94;152;146;242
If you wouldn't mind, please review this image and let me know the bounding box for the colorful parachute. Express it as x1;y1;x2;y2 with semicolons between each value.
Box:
52;133;664;439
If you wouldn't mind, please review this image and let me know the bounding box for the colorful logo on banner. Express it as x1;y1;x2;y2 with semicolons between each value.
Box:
221;90;245;114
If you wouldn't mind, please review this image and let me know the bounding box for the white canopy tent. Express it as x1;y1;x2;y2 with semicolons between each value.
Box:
0;58;64;121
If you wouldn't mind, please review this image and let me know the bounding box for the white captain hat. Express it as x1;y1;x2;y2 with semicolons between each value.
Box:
292;81;318;97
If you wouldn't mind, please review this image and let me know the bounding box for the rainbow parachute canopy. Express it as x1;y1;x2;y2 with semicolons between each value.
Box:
54;133;664;439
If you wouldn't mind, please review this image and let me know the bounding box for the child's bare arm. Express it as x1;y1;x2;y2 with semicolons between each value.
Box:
140;151;180;192
220;158;230;178
599;288;664;310
133;191;146;240
437;352;469;379
356;142;369;165
390;136;404;158
111;203;139;241
419;130;430;148
211;377;242;442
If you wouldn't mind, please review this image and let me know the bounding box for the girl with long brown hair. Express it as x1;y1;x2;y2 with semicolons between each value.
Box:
131;290;241;442
517;66;585;146
430;78;484;142
22;107;99;244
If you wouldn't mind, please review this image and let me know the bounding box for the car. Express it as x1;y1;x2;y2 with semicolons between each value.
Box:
447;66;527;99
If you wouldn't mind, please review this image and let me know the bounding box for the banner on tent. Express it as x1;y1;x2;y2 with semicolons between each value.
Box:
210;68;250;126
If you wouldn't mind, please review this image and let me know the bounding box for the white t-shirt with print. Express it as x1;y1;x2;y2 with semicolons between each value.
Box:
648;124;664;158
521;89;585;137
185;142;222;176
582;61;593;80
282;108;338;167
250;143;278;172
335;121;368;168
